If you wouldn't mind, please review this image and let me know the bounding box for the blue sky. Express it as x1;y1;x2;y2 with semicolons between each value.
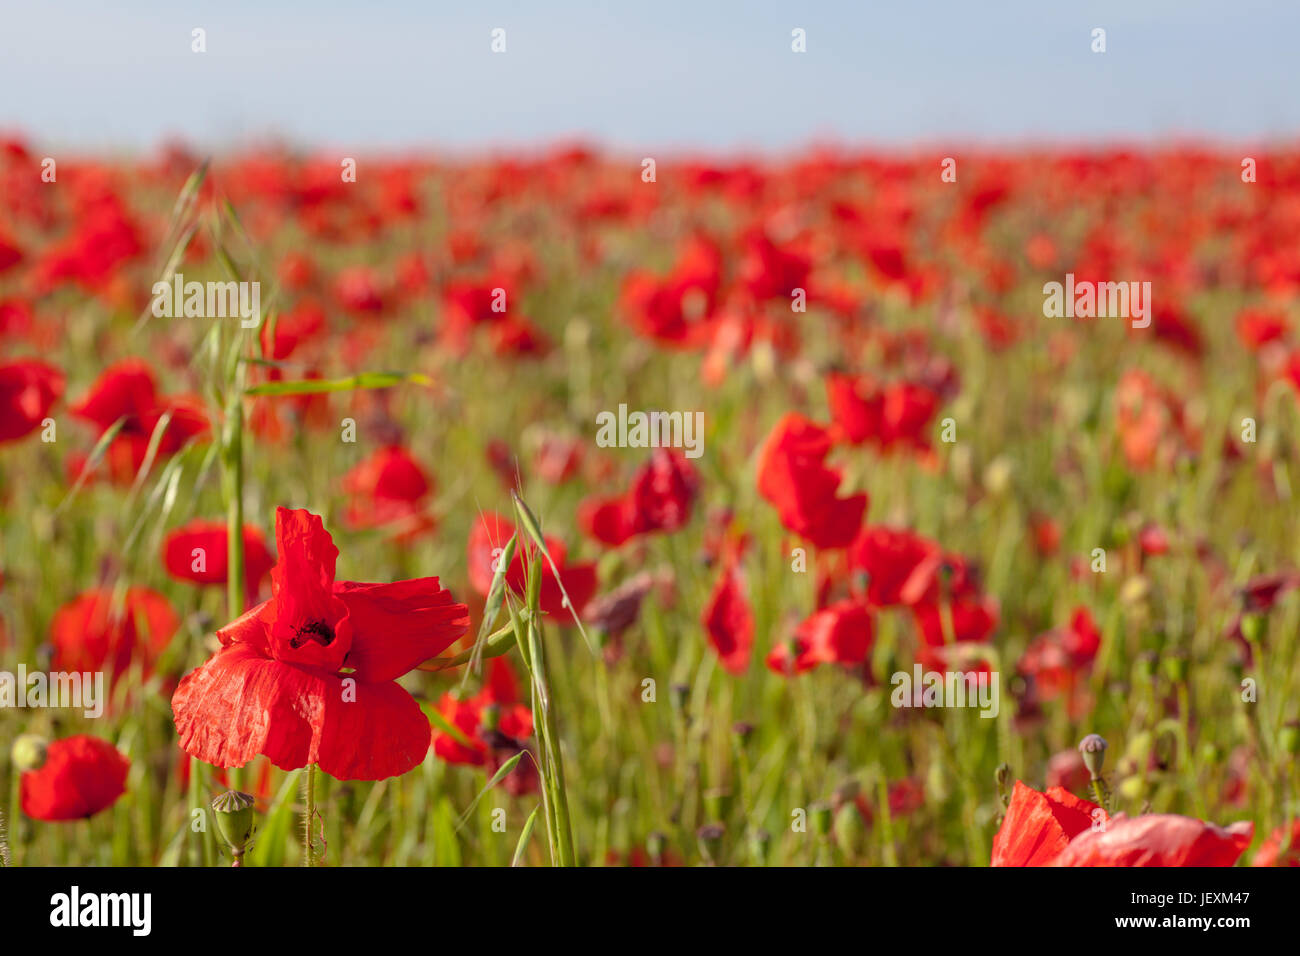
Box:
2;1;1296;152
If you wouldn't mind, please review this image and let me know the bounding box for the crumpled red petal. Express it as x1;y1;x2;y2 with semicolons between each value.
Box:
334;576;469;683
172;642;431;781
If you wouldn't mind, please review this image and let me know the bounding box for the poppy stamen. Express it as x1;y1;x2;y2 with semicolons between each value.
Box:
289;619;335;648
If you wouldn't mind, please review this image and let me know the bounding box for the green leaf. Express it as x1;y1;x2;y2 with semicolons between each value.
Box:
455;751;526;832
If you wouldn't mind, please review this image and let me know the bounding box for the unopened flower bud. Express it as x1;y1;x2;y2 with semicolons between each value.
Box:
1078;733;1108;778
11;734;48;772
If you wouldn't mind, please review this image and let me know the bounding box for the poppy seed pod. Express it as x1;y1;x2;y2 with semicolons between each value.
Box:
1078;733;1108;777
12;734;48;772
211;790;256;865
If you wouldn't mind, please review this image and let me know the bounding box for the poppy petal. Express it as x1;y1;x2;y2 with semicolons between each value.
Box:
334;576;470;683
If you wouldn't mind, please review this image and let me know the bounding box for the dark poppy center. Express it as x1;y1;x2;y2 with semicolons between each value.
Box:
289;619;335;649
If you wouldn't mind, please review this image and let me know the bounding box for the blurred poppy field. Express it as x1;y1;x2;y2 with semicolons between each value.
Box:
2;137;1300;868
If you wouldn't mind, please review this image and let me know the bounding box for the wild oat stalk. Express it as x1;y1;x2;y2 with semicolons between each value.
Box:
507;492;581;866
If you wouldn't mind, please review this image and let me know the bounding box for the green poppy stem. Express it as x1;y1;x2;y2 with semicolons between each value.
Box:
303;763;317;867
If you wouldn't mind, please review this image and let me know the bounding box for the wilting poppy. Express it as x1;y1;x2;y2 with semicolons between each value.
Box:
172;507;469;781
21;735;129;821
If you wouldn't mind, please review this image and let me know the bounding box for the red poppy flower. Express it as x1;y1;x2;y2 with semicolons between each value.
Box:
702;559;753;674
466;511;597;619
1253;819;1300;866
1235;307;1289;351
991;781;1104;866
431;657;537;795
0;231;23;275
21;735;129;821
850;525;941;607
911;590;1000;648
341;444;435;536
826;372;940;454
619;235;721;348
162;519;275;597
738;230;811;302
69;359;209;482
579;450;699;546
766;599;873;675
172;507;469;781
0;359;63;443
50;587;179;685
1018;606;1101;702
334;266;385;315
757;413;866;549
533;434;584;484
1051;814;1253;867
